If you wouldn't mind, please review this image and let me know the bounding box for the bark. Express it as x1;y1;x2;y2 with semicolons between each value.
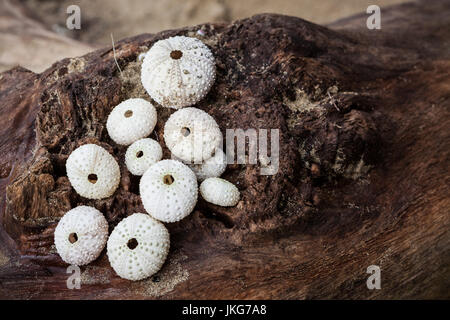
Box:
0;0;449;299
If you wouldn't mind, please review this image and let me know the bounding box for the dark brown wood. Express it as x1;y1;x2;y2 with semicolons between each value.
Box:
0;0;449;299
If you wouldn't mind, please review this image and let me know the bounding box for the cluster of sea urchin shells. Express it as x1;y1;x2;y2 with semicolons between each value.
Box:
55;35;240;281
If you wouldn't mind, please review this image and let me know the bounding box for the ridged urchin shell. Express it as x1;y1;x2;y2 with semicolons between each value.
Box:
200;177;240;207
164;107;222;163
107;213;170;281
140;160;198;223
188;148;227;181
125;138;163;176
54;206;109;266
66;144;120;199
141;36;216;109
106;98;157;145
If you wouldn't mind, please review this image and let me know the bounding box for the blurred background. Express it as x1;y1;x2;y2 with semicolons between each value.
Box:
0;0;408;73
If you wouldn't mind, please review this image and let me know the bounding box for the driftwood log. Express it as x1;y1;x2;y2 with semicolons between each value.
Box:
0;0;449;299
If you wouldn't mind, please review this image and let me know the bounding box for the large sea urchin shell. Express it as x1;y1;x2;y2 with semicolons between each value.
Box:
107;213;170;281
140;160;198;223
141;36;216;109
66;144;120;199
54;206;109;266
188;148;227;181
125;138;163;176
106;98;157;145
199;177;240;207
164;107;222;163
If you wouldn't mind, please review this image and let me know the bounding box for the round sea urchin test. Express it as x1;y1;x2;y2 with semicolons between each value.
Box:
188;148;226;181
164;107;221;163
141;36;216;109
66;144;120;199
106;98;157;145
200;177;240;207
125;138;163;176
54;206;108;266
107;213;170;281
140;160;198;222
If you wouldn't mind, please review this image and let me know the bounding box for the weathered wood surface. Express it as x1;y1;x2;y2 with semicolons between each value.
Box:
0;0;449;299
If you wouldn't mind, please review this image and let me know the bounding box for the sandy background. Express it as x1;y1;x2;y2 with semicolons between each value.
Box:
1;0;409;72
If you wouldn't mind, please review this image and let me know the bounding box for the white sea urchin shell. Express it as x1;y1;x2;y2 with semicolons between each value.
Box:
200;177;240;207
66;144;120;199
164;107;222;163
107;213;170;281
141;36;216;109
106;98;157;145
140;160;198;223
54;206;109;266
125;138;163;176
188;148;227;181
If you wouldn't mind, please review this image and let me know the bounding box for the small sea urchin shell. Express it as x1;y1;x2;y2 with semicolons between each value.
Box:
141;36;216;109
54;206;109;266
200;177;240;207
164;107;222;163
188;148;227;181
140;160;198;223
107;213;170;281
125;138;163;176
106;98;157;145
66;144;120;199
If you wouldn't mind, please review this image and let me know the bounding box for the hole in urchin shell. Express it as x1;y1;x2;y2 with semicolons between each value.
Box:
88;174;98;184
136;151;144;158
163;174;174;185
68;233;78;243
127;238;138;250
124;110;133;118
181;127;191;137
170;50;183;60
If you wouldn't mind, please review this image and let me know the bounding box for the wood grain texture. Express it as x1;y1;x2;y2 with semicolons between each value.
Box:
0;0;449;299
